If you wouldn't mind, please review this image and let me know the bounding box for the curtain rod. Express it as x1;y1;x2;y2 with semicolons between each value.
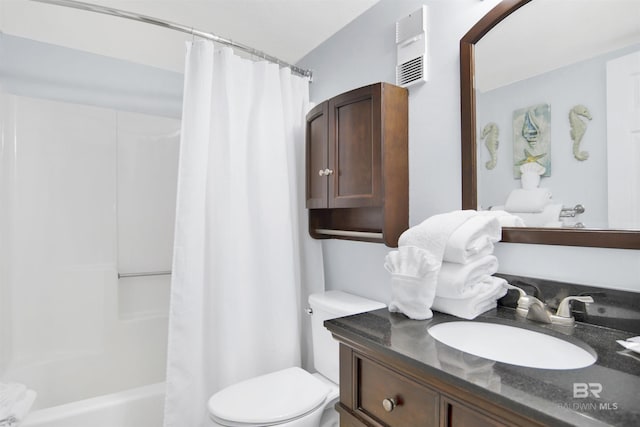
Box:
29;0;313;80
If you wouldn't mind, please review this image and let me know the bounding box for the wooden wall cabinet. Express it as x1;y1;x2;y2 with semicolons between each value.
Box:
336;344;543;427
305;83;408;247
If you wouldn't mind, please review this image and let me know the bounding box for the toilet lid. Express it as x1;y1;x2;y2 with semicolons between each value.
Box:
208;367;330;426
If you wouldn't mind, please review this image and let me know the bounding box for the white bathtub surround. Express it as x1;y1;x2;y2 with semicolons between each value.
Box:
0;94;176;411
22;383;164;427
164;42;320;427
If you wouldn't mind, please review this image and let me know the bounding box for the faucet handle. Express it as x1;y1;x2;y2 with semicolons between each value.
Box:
556;296;594;318
506;284;533;316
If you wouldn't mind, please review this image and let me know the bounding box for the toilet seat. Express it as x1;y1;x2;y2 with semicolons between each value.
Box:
208;367;330;427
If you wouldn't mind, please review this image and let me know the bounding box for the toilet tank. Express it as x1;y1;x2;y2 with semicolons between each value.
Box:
309;291;386;384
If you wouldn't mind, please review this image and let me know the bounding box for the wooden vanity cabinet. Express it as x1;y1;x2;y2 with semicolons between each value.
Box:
305;83;408;247
336;343;543;427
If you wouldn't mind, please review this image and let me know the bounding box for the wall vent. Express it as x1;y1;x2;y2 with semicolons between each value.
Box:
397;56;425;87
395;6;427;88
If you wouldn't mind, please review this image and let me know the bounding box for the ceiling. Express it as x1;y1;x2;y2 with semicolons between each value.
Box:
0;0;381;71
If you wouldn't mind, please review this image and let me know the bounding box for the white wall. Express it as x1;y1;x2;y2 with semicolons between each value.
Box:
297;0;640;304
0;33;183;117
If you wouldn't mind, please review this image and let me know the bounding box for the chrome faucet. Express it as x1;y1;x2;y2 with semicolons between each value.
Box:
508;285;593;326
525;297;553;323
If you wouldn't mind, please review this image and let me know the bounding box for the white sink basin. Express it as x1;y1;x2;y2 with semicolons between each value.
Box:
428;321;596;370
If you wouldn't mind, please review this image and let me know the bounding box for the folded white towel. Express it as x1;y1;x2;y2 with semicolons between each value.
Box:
481;208;526;227
436;255;499;299
0;383;36;425
398;210;477;259
504;188;552;213
516;203;563;227
431;276;508;320
443;216;501;264
385;246;440;320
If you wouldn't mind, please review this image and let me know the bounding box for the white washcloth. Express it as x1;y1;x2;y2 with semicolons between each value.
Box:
0;383;36;425
431;276;508;320
504;188;552;213
384;246;436;277
480;208;526;227
443;216;501;264
516;203;563;227
436;255;499;299
385;246;440;320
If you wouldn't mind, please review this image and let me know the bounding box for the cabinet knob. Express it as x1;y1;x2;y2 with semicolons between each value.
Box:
324;168;334;176
382;397;397;412
318;169;326;176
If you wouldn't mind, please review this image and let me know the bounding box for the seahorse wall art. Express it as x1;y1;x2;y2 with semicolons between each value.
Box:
569;104;592;161
481;122;499;170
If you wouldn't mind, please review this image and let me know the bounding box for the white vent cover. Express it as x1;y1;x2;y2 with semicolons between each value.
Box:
396;6;427;88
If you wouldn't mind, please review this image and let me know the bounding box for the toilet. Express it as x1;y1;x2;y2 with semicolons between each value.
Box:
207;291;386;427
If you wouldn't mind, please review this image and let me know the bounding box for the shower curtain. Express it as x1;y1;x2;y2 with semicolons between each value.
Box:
163;41;320;427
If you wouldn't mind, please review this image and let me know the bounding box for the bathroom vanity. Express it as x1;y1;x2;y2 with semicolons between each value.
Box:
326;306;640;426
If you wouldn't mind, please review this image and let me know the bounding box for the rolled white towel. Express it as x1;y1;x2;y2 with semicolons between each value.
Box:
431;276;508;320
504;188;552;213
443;216;501;264
516;204;563;227
436;256;499;299
398;210;477;258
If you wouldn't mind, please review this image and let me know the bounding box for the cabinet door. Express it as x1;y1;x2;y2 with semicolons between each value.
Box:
442;398;508;427
306;102;329;208
356;354;439;427
328;85;382;208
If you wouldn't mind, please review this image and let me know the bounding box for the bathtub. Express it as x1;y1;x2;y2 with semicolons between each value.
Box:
21;383;165;427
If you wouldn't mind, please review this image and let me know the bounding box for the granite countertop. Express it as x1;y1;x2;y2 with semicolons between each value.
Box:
325;307;640;427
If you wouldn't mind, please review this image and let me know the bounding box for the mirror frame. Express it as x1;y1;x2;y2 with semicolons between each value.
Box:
460;0;640;249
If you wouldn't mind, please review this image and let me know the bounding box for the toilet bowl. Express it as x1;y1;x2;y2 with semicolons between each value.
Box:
207;291;385;427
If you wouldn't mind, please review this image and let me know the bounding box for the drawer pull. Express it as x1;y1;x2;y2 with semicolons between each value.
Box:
382;397;397;412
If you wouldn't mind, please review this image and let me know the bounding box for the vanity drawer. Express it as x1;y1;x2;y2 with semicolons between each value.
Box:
443;397;508;427
355;354;439;426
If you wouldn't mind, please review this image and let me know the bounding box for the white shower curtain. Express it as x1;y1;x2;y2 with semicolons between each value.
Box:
163;41;321;427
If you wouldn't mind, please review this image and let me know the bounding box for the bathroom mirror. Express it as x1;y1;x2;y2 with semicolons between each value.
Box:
461;0;640;249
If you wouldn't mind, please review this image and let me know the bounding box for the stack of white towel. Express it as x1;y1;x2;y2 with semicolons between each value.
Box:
385;210;515;320
0;383;36;427
500;187;563;227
